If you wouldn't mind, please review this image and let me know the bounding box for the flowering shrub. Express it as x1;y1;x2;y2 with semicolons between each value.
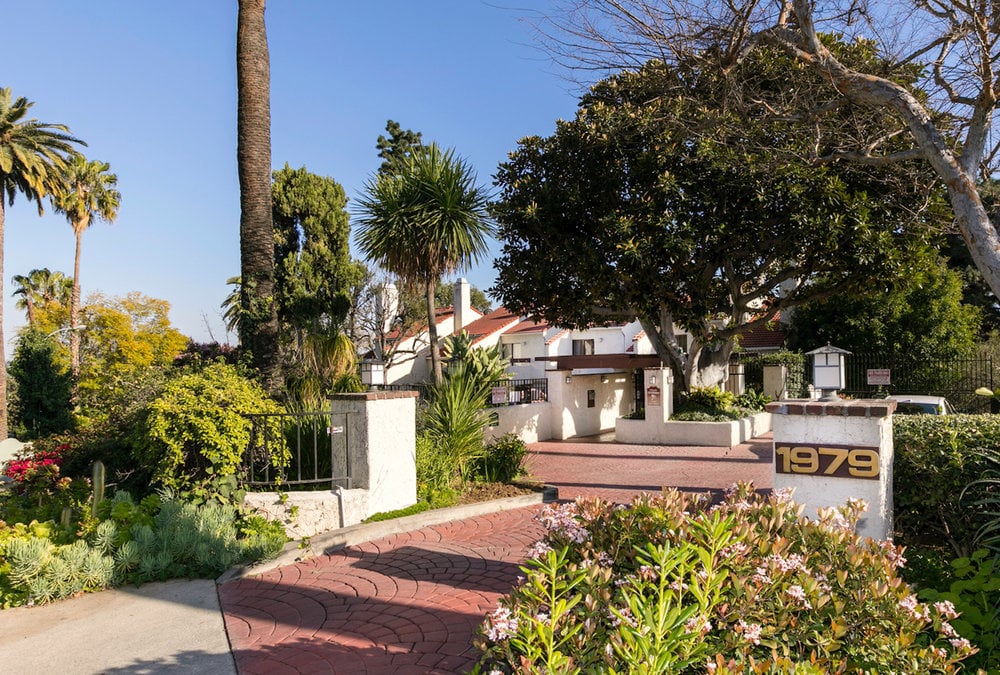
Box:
1;444;91;518
476;484;976;673
4;445;68;484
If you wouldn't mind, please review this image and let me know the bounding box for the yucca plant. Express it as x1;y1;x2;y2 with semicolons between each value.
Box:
424;365;491;483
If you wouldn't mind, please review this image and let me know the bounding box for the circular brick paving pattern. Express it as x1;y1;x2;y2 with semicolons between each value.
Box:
525;434;774;503
220;435;774;673
220;506;545;674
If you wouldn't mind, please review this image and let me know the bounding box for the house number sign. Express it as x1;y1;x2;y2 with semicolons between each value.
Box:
774;443;880;480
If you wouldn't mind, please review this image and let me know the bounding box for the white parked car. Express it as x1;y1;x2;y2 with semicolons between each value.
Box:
886;394;956;415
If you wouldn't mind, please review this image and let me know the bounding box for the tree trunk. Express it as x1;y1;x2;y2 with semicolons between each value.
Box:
687;341;733;390
70;220;85;385
237;0;280;391
783;0;1000;302
426;279;443;385
0;199;7;439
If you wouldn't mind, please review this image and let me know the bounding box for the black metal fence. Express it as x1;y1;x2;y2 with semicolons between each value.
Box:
375;378;548;407
485;378;548;407
243;411;352;491
735;350;995;413
841;353;993;414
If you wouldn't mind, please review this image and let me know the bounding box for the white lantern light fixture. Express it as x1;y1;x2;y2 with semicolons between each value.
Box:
805;344;851;401
360;359;385;388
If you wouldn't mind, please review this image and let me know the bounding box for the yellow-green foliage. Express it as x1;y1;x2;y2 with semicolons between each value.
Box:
138;363;286;488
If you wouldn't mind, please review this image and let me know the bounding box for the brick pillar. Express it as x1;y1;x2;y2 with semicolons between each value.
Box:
766;399;896;540
331;390;417;518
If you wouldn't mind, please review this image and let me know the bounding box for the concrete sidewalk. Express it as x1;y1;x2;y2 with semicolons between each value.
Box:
0;578;235;674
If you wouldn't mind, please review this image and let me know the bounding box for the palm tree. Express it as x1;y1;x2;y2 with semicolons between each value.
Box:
12;267;73;326
355;143;493;385
237;0;280;391
0;88;82;438
51;155;120;380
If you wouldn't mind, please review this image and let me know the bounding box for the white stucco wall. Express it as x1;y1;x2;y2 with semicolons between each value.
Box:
616;412;771;447
768;400;895;541
547;371;631;439
485;402;553;443
331;392;418;518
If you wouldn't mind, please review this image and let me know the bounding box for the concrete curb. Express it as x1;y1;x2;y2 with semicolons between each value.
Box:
218;485;558;584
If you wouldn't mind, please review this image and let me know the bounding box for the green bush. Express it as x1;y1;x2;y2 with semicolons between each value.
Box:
892;414;1000;556
135;363;287;489
414;432;458;505
918;549;1000;673
734;388;770;411
477;484;975;673
671;386;767;422
683;386;737;410
473;434;527;483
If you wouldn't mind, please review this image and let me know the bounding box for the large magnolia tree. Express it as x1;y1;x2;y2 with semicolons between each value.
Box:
493;48;943;389
539;0;1000;306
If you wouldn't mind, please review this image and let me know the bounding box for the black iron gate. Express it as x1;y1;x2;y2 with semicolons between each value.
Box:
842;353;994;413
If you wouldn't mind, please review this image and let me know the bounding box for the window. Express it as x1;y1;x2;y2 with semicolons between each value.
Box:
676;334;688;353
572;339;595;356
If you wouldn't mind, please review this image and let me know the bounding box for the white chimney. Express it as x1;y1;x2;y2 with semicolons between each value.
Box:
379;282;399;334
454;277;471;330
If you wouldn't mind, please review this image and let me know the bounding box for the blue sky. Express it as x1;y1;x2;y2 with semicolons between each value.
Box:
3;1;585;344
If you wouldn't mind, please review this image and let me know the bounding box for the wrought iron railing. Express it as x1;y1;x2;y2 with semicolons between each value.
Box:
243;411;352;491
485;378;548;407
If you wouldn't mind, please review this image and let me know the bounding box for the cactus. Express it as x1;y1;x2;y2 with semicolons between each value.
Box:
91;460;106;517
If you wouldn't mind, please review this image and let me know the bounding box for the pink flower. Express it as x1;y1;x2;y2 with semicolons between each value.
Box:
485;605;519;642
738;619;762;645
786;585;811;609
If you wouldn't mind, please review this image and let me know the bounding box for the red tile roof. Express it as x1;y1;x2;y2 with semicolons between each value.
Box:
738;320;787;351
461;306;523;344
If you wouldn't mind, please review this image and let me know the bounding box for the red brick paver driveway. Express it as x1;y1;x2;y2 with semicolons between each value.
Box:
219;435;773;673
526;433;773;503
221;507;544;674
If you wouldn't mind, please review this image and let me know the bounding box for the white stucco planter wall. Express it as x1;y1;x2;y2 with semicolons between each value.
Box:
244;489;371;539
615;412;771;447
485;402;552;443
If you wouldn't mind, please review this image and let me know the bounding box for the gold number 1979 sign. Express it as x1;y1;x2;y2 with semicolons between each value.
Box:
774;444;879;479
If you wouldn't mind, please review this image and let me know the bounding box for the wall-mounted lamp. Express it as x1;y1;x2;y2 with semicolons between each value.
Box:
565;376;572;384
601;375;609;383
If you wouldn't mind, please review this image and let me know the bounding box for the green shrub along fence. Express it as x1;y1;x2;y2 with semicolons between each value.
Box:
243;411;352;491
892;414;1000;557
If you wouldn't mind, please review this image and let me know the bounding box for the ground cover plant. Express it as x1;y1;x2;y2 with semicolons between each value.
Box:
0;465;286;608
476;484;975;673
